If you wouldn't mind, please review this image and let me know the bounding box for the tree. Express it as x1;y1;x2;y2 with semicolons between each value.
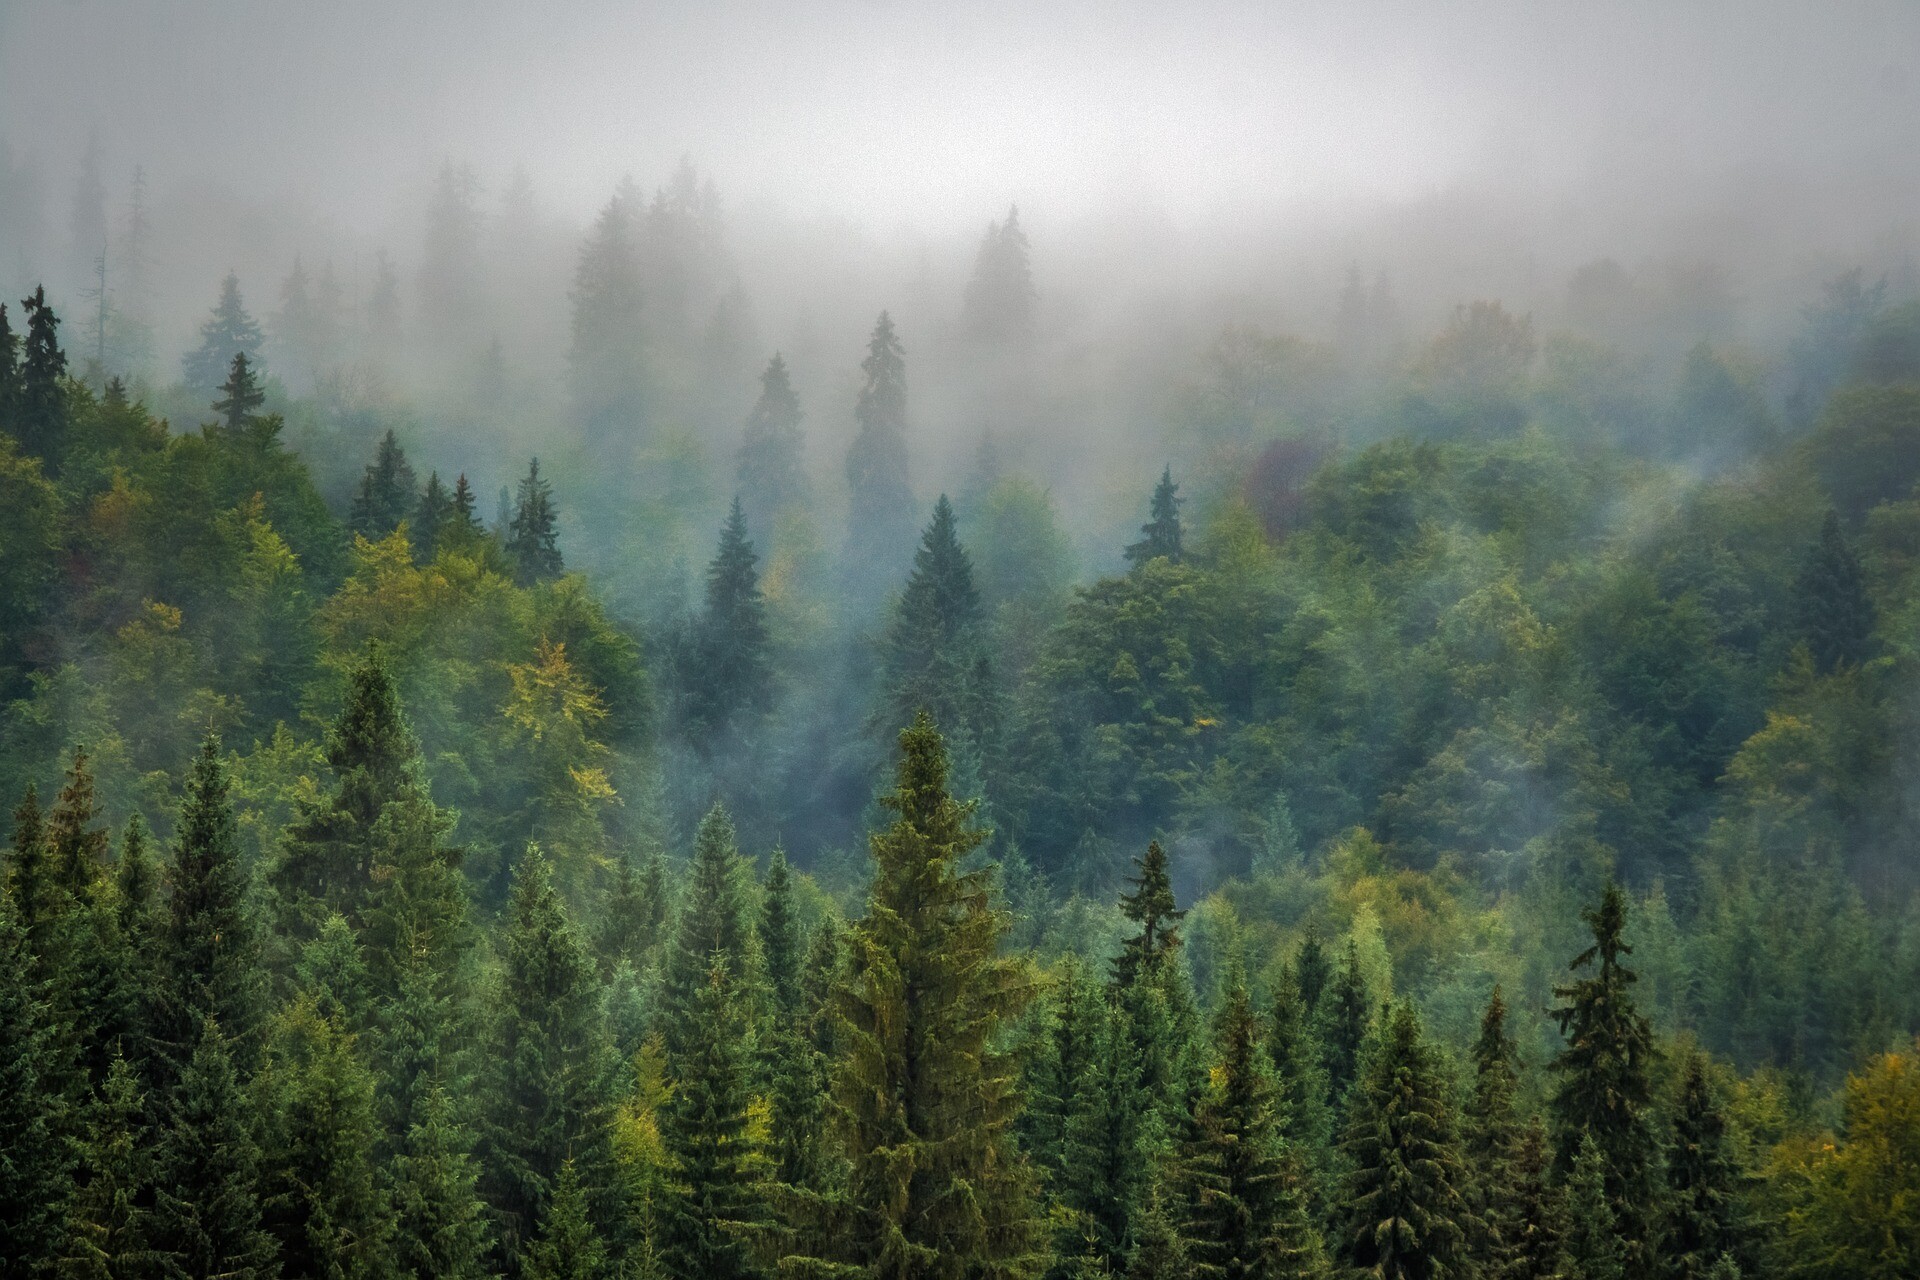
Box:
1793;510;1873;673
787;711;1037;1278
595;844;668;972
66;1054;156;1280
507;457;564;585
1663;1053;1743;1280
682;498;773;740
0;905;73;1278
1559;1134;1623;1280
15;286;69;464
443;473;487;554
962;206;1036;350
1111;840;1184;991
1317;940;1371;1113
1061;994;1154;1272
0;302;18;428
1549;883;1657;1272
390;1082;493;1280
1023;956;1104;1187
1126;1179;1193;1280
181;272;265;394
414;471;455;562
570;181;646;446
150;1017;277;1280
880;494;993;748
211;351;266;433
1267;971;1331;1185
48;745;108;898
1336;1001;1471;1280
1464;987;1524;1278
842;311;916;603
350;429;419;541
1178;970;1324;1280
736;352;809;546
660;803;753;1063
1124;469;1183;569
8;783;57;952
1293;934;1330;1020
524;1160;606;1280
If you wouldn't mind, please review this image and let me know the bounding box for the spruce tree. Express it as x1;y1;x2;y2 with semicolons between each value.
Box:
1178;971;1324;1280
445;473;487;553
16;286;70;466
66;1054;156;1280
1464;987;1524;1278
569;182;647;448
758;848;801;1017
8;783;57;955
49;745;108;898
962;206;1037;350
1024;956;1104;1187
684;498;773;740
157;736;264;1078
1559;1134;1623;1280
359;780;467;1008
880;494;993;747
350;429;419;540
390;1082;494;1280
1662;1053;1743;1280
295;913;374;1030
1061;995;1154;1273
1336;1001;1471;1280
789;711;1037;1278
595;843;668;972
737;352;809;546
1124;469;1183;568
150;1017;277;1280
1794;509;1874;673
658;958;765;1280
841;311;916;604
1317;940;1371;1113
414;471;455;562
1111;840;1185;991
1506;1119;1561;1280
1126;1179;1193;1280
1293;933;1331;1020
660;803;753;1064
507;457;564;585
1549;883;1656;1271
525;1159;607;1280
211;351;266;433
181;272;265;394
1268;970;1332;1183
0;904;74;1278
0;302;18;431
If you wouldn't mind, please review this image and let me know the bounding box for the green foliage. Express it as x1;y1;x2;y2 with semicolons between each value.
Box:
151;1017;278;1280
737;353;809;548
508;458;565;585
0;902;74;1278
1662;1053;1745;1280
1793;511;1874;673
682;498;774;740
350;429;418;541
1125;468;1184;569
842;311;915;603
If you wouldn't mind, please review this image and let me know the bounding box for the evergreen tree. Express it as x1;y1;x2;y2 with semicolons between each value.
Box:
1267;970;1331;1185
350;429;418;541
1124;469;1183;569
1794;509;1874;673
1559;1134;1623;1280
157;736;264;1078
390;1082;494;1280
880;494;993;748
359;780;468;1014
1549;883;1657;1272
758;848;801;1018
736;352;809;547
660;803;753;1064
788;712;1037;1278
479;845;614;1268
444;473;487;553
181;272;265;393
48;745;108;898
414;471;455;562
658;958;765;1280
1024;956;1104;1188
150;1017;277;1280
595;844;668;973
1336;1001;1471;1280
841;311;916;603
1177;971;1324;1280
1126;1179;1193;1280
0;303;18;430
8;783;57;952
1061;994;1154;1273
1293;933;1331;1019
962;206;1037;350
1317;940;1371;1113
1464;987;1524;1279
294;914;374;1031
1111;840;1185;991
683;498;773;740
16;286;69;465
211;351;266;433
1506;1119;1561;1280
570;182;647;447
1662;1053;1743;1280
507;457;564;585
66;1054;156;1280
524;1160;607;1280
0;904;73;1278
112;814;160;1067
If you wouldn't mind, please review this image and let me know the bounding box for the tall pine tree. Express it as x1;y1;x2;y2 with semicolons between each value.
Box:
1124;469;1183;569
350;429;419;540
879;494;993;750
16;286;70;466
181;272;265;394
1662;1053;1744;1280
507;457;564;585
736;352;809;547
682;498;774;741
150;1017;277;1280
841;312;916;606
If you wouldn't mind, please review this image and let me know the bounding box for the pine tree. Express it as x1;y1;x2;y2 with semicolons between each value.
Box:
444;473;487;553
1506;1119;1561;1280
1125;1179;1193;1280
684;498;773;740
1794;509;1874;673
1111;840;1185;991
150;1017;277;1280
295;914;374;1030
660;803;754;1065
0;303;19;431
1024;956;1104;1187
507;457;564;585
658;958;765;1280
16;286;70;465
737;352;809;546
1061;994;1154;1273
1124;469;1183;568
0;904;74;1278
789;711;1037;1278
525;1159;607;1280
414;471;455;562
157;736;265;1078
8;783;57;952
841;311;916;604
350;429;419;541
181;272;265;393
1317;940;1371;1113
113;814;160;1068
360;781;468;1014
1293;933;1330;1021
1662;1053;1743;1280
1178;971;1324;1280
759;848;801;1017
595;844;668;972
1336;1001;1471;1280
65;1054;156;1280
211;351;266;433
1464;987;1524;1278
570;182;647;447
1268;971;1331;1182
962;206;1036;349
480;845;615;1268
1549;883;1656;1270
48;745;108;899
880;494;992;747
1559;1134;1623;1280
390;1082;494;1280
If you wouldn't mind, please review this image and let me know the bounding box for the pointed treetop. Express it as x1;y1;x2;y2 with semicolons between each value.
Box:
1125;467;1184;567
212;351;266;432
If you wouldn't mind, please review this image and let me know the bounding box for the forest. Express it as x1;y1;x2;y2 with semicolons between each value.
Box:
5;5;1920;1280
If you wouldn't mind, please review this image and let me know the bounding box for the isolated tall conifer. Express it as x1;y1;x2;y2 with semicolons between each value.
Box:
181;272;265;393
507;457;564;584
1125;468;1183;568
881;494;992;746
17;286;70;465
1112;840;1184;990
842;311;916;603
212;351;266;433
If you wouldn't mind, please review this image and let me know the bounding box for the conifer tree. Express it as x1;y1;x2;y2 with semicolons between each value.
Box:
789;712;1036;1278
1124;469;1183;568
507;457;564;585
0;904;74;1278
660;803;753;1063
1178;970;1325;1280
211;351;266;433
658;958;765;1280
684;498;774;740
758;848;801;1017
1318;940;1371;1113
1061;995;1154;1273
295;913;374;1031
1293;933;1331;1020
880;494;993;747
359;778;468;1008
525;1159;607;1280
1549;883;1656;1270
1559;1134;1623;1280
596;843;668;972
48;745;108;898
414;470;455;561
66;1054;155;1280
150;1017;277;1280
350;429;419;540
0;302;18;430
157;736;264;1077
1336;1001;1471;1280
841;311;916;603
1268;970;1332;1182
962;206;1037;350
1506;1119;1561;1280
16;286;70;465
1464;987;1524;1278
1794;509;1874;673
390;1082;494;1280
570;182;647;447
181;272;265;393
480;845;615;1267
1663;1053;1743;1280
1126;1180;1193;1280
1111;840;1184;991
8;783;57;953
1024;956;1104;1187
737;352;809;546
445;473;487;552
112;814;160;1067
